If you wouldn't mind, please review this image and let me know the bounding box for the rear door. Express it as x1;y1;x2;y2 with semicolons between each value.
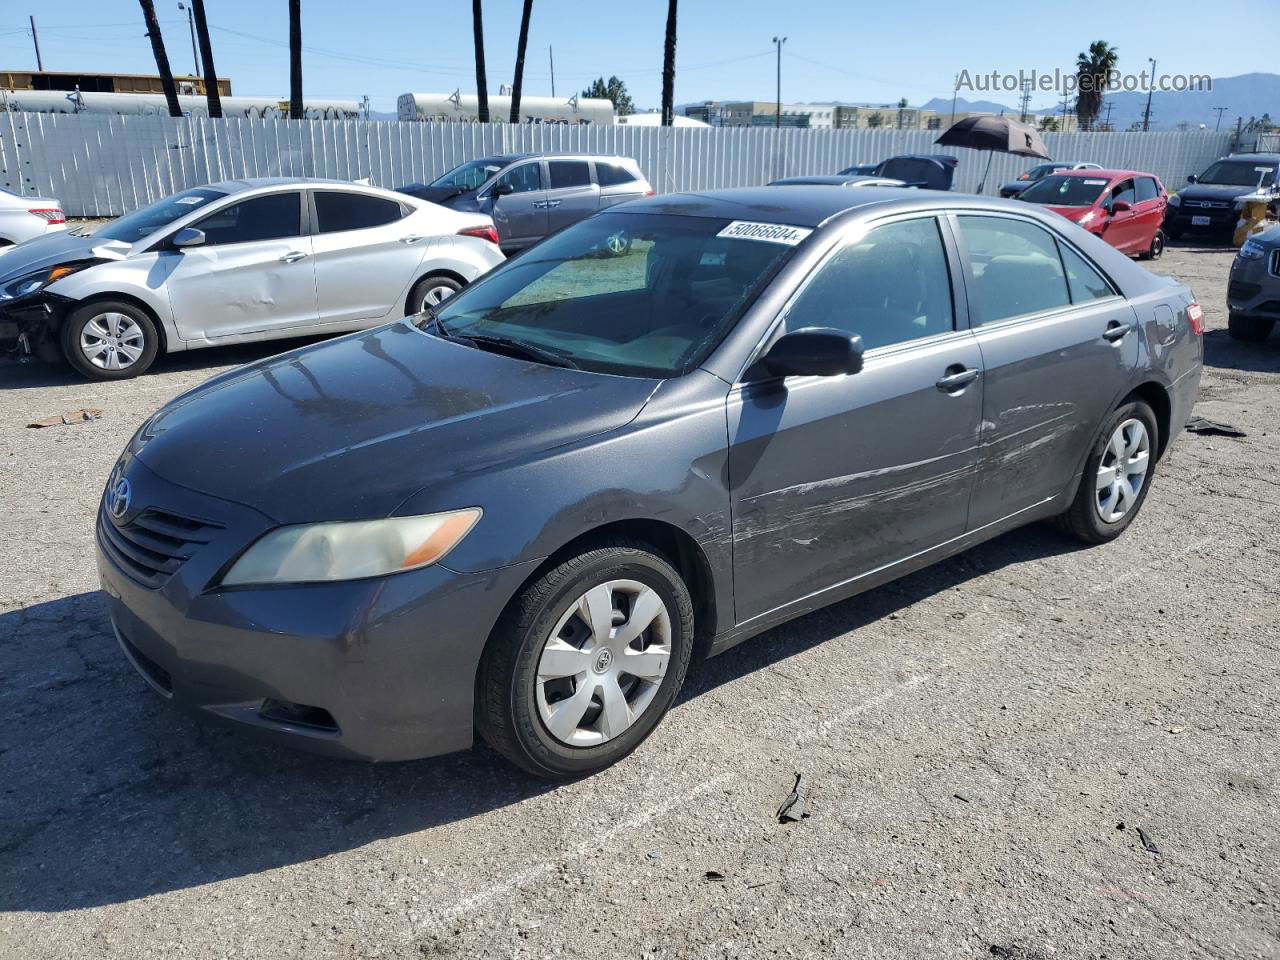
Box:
953;213;1139;528
544;160;600;233
486;160;549;249
593;160;648;209
310;190;423;325
164;190;317;340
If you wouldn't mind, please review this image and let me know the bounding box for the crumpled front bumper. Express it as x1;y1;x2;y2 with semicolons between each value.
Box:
0;292;75;358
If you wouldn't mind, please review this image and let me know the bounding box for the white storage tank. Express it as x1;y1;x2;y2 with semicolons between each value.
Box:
397;92;614;124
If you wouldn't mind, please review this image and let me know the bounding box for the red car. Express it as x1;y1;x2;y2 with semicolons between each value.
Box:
1015;168;1168;260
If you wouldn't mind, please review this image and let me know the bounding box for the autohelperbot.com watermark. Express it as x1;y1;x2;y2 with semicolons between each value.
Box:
956;68;1212;96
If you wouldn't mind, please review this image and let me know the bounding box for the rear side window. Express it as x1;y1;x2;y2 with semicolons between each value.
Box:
494;162;542;193
1058;242;1116;303
194;192;301;246
956;216;1070;324
1111;179;1137;207
595;162;638;187
313;191;403;233
1135;177;1160;202
784;217;954;350
548;161;592;189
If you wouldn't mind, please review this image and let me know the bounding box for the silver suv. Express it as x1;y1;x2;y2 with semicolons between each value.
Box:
397;154;652;252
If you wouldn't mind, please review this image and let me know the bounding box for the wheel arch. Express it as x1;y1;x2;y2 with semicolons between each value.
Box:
1126;380;1172;459
70;291;171;355
404;268;469;315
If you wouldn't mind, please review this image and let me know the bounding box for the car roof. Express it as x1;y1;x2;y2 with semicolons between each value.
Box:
204;176;370;194
472;153;636;166
1219;153;1280;163
1045;168;1158;181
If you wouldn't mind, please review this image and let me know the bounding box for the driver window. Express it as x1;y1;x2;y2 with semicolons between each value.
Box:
193;192;301;246
494;163;542;194
1110;179;1136;207
784;217;955;351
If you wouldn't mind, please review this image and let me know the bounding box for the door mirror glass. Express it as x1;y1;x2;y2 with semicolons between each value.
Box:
1111;199;1132;213
1187;174;1197;183
492;182;515;197
760;327;864;379
171;227;206;248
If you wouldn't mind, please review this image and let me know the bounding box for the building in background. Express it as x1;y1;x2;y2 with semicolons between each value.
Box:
0;69;231;97
685;101;939;130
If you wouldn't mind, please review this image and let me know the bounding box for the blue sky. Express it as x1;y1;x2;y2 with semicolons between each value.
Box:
0;0;1273;113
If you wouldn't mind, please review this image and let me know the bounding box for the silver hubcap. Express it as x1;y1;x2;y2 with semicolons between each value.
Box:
535;579;672;747
80;312;144;370
1096;418;1150;523
420;284;454;311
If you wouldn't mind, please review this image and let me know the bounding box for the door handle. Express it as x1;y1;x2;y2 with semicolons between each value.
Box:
544;198;562;208
279;251;308;263
400;235;426;244
936;365;980;392
1102;321;1132;342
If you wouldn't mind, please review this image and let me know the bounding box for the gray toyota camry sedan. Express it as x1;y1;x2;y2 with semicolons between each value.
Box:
98;187;1203;779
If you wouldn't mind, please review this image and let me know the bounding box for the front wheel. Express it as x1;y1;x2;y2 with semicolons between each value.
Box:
476;542;695;780
1054;400;1159;544
60;300;159;380
405;274;462;316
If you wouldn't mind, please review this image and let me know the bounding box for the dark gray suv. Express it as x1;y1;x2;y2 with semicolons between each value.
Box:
99;188;1203;779
397;153;652;252
1227;223;1280;341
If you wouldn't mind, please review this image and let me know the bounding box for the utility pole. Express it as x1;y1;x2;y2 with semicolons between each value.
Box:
189;0;221;117
29;16;43;71
288;0;303;119
178;2;200;76
950;73;959;126
1213;106;1229;131
1141;57;1156;131
1101;101;1115;131
772;35;786;129
548;46;555;97
138;0;182;117
1018;79;1032;123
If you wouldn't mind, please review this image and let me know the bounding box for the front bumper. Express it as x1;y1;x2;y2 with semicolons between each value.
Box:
97;457;535;762
0;292;75;358
1227;253;1280;318
1164;203;1237;235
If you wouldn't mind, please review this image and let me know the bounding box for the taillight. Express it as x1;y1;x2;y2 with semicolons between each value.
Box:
28;208;65;225
1186;301;1204;336
645;189;655;196
457;224;499;245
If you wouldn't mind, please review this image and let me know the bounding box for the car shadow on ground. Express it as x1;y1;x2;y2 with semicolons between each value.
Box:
1201;328;1280;375
0;524;1087;913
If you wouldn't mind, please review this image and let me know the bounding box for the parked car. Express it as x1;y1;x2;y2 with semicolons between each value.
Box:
1226;223;1280;341
0;186;66;249
0;178;503;379
396;154;652;253
837;155;958;190
98;186;1203;779
1015;169;1167;260
768;175;907;188
998;161;1103;198
1165;153;1280;241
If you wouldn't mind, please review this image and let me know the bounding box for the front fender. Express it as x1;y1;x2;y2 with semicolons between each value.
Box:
45;257;180;351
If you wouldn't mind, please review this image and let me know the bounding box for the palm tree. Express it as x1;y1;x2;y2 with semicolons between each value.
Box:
189;0;222;118
1075;40;1118;131
660;0;677;126
137;0;182;117
472;0;489;122
509;0;533;123
288;0;303;118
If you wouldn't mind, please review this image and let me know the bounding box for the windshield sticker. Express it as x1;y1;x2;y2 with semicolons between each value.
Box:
1257;166;1273;173
176;196;207;204
1082;179;1108;186
717;221;813;245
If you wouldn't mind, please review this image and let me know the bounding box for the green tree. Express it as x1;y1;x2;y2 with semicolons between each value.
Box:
1039;115;1059;132
1075;40;1118;131
866;111;884;128
582;76;634;116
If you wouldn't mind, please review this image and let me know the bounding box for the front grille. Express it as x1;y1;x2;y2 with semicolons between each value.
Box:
1229;280;1262;301
98;506;223;589
1271;249;1280;278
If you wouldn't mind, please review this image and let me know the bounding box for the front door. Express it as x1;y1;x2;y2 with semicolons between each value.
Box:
1100;178;1142;253
728;215;984;625
487;160;549;249
164;190;317;340
545;160;601;234
952;213;1140;528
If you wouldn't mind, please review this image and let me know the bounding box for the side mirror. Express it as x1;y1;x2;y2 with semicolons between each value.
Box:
759;327;864;379
1111;199;1132;213
171;227;206;249
492;182;515;197
1186;175;1197;184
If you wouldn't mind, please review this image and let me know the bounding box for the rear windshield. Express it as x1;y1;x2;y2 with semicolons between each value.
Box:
1196;160;1277;188
418;212;799;378
1018;176;1108;207
95;187;228;243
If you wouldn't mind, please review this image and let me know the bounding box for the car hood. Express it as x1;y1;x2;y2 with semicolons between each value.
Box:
135;322;660;523
0;230;109;283
409;185;477;205
1179;183;1265;202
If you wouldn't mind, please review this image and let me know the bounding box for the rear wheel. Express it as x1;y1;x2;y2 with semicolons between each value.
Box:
405;274;462;316
1228;312;1274;343
1055;400;1159;544
60;300;159;380
476;542;694;780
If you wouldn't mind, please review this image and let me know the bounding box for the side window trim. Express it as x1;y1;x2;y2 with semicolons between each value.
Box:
189;189;305;248
1054;236;1121;305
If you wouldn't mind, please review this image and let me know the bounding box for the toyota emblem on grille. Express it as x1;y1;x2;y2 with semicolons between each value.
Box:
108;477;132;519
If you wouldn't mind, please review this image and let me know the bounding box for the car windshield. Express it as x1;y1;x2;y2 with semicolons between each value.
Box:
94;187;228;243
429;160;506;190
1025;164;1061;180
417;212;799;378
1196;161;1277;188
1018;176;1109;207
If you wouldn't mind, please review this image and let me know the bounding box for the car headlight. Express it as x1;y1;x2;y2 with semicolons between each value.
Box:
221;509;482;586
0;262;94;301
1167;194;1181;207
1237;238;1267;260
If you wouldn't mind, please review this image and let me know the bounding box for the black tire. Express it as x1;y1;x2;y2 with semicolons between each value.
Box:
1228;312;1274;343
476;541;695;780
1139;230;1165;261
405;274;462;316
60;300;159;380
1054;400;1159;545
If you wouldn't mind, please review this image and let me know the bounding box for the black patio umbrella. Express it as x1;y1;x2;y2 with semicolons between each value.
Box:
935;115;1051;195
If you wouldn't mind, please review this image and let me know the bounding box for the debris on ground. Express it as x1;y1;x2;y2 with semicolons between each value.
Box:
777;772;810;823
1136;827;1161;854
26;407;104;429
1185;416;1246;438
953;792;970;803
703;870;726;882
989;945;1047;960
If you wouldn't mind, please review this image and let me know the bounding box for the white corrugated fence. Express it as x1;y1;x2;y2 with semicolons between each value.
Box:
0;111;1239;217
